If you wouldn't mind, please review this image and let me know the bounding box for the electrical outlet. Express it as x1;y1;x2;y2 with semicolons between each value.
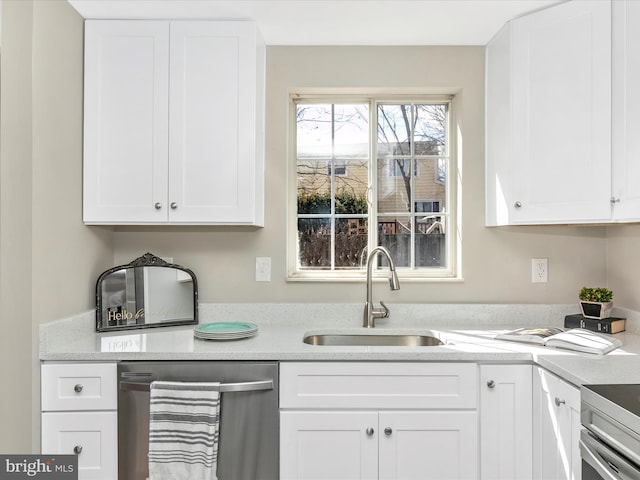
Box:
531;258;548;283
255;257;271;282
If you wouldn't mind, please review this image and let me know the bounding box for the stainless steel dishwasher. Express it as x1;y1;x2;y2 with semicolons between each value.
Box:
118;361;279;480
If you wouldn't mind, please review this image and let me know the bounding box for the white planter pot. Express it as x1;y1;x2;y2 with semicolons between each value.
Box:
579;301;613;319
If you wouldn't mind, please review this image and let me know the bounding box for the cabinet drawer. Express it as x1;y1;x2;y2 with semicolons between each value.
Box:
41;363;117;411
42;411;117;480
280;362;477;409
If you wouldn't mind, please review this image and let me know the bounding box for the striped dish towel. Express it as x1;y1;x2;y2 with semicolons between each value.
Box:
148;381;221;480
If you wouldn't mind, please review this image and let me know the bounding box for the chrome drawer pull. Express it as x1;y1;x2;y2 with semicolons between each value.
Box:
73;445;83;455
555;397;566;407
74;384;83;393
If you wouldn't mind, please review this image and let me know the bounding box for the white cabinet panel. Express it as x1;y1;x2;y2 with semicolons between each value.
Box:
280;411;379;480
480;364;532;480
41;363;117;412
168;21;263;224
83;21;169;224
280;362;477;409
533;367;581;480
379;411;478;480
486;0;612;225
42;411;117;480
612;0;640;221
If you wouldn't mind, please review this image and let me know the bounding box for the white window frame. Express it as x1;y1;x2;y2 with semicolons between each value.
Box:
287;93;460;282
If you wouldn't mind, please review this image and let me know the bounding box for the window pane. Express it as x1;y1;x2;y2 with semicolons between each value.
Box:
297;160;331;214
414;158;447;214
378;216;410;267
334;105;369;158
297;218;331;268
335;218;368;268
416;225;446;267
297;105;332;158
414;105;447;155
335;159;369;215
377;105;411;156
377;156;412;213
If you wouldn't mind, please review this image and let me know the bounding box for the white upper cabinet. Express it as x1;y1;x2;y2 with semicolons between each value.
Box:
612;0;640;221
83;20;265;225
486;1;612;225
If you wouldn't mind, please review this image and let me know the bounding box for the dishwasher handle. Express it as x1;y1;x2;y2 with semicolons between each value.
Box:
120;379;273;393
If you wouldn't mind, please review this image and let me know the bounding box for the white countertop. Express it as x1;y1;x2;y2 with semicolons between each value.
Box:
39;303;640;387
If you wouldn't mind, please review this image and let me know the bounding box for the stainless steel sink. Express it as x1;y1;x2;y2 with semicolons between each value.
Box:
302;333;444;347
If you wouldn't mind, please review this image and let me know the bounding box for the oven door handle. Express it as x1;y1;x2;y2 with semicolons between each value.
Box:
580;430;640;480
119;379;273;393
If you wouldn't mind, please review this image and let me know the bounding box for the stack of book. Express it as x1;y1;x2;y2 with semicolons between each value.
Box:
564;314;626;334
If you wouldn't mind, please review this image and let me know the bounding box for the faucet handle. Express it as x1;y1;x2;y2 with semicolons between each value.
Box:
378;301;390;319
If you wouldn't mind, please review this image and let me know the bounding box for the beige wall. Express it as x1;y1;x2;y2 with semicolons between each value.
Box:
0;0;114;452
607;225;640;311
115;46;609;304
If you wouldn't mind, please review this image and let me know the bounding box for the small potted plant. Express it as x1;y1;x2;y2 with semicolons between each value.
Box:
579;287;613;319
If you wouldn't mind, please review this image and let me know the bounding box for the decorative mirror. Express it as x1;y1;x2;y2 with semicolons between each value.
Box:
96;252;198;332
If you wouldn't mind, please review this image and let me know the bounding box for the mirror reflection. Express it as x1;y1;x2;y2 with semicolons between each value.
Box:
96;253;198;332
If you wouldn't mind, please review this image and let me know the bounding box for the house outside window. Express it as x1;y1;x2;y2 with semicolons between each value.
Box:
290;95;456;280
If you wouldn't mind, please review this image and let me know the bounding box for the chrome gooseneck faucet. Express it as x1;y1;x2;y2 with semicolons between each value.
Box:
363;246;400;328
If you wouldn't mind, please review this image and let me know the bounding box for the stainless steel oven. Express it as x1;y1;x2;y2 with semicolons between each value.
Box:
581;384;640;480
118;361;279;480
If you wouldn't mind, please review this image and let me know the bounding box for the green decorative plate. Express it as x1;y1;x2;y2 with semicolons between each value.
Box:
194;322;258;340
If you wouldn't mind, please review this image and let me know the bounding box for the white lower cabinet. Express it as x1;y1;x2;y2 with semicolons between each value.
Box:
41;362;118;480
281;410;477;480
280;411;379;479
479;364;533;480
279;362;478;480
533;366;581;480
41;412;117;479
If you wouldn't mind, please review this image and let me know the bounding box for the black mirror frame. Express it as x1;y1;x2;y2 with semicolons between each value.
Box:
95;252;198;332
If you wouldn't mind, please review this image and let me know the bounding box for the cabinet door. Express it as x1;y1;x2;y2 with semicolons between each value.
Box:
485;22;513;226
42;411;117;480
612;0;640;221
507;1;612;224
168;21;264;225
480;364;532;480
84;20;169;224
378;411;478;480
533;367;581;480
280;411;378;480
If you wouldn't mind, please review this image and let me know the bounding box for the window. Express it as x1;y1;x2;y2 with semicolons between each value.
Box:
290;95;456;280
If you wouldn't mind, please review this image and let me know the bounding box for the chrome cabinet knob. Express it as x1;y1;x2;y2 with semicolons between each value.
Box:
366;427;374;436
73;445;83;455
555;397;566;407
73;384;83;393
514;201;522;208
154;202;162;210
384;427;393;436
487;380;495;389
170;202;178;209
